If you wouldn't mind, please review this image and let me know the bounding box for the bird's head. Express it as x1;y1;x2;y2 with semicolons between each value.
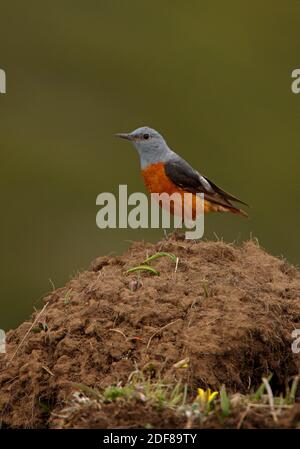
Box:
116;126;172;168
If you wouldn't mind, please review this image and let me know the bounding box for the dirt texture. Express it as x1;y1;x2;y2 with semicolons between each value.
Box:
0;235;300;428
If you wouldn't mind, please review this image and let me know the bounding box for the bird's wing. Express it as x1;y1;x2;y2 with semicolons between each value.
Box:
164;157;248;209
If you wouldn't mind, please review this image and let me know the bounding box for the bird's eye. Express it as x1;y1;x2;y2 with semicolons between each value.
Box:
143;133;150;140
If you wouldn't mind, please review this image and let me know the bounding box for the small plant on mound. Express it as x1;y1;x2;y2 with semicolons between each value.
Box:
104;370;185;411
195;388;219;414
125;252;178;276
103;385;133;402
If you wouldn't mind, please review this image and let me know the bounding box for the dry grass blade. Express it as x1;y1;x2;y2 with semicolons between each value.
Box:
42;365;55;376
146;319;181;350
262;377;278;423
7;302;49;367
173;357;189;369
108;328;127;340
174;257;179;273
237;404;251;429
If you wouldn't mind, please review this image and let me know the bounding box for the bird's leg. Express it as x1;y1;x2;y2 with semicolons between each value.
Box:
163;229;169;240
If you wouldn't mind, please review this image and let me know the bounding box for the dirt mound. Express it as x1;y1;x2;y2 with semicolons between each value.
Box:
1;235;300;428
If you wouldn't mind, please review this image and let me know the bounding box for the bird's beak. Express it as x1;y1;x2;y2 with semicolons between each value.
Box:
115;133;133;141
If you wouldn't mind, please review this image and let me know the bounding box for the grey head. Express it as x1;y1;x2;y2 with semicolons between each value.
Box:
115;126;175;169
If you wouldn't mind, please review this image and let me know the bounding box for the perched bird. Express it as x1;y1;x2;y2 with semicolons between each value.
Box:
116;126;248;219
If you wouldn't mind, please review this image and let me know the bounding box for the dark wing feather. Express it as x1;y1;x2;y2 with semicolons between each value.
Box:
164;158;248;210
202;176;248;206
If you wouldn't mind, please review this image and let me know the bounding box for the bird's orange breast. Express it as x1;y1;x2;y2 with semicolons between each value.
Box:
141;162;179;195
141;162;215;215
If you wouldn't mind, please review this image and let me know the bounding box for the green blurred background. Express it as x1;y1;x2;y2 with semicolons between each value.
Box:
0;1;299;330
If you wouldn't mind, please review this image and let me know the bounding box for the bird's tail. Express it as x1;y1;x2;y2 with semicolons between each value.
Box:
226;205;248;218
203;198;249;217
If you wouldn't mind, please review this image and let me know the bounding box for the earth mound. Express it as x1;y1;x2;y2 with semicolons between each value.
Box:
0;235;300;428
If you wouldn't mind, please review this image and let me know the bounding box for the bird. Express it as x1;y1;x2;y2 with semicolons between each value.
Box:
116;126;248;220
